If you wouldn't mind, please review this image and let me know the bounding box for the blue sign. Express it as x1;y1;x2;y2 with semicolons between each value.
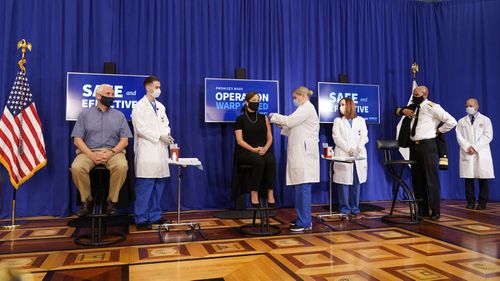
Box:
66;72;148;121
318;82;380;123
205;78;279;122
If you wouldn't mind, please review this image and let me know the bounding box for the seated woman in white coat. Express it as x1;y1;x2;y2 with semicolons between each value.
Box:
332;97;368;220
131;76;174;231
270;86;320;232
456;98;494;210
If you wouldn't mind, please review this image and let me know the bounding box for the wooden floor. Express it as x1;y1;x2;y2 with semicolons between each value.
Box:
0;200;498;280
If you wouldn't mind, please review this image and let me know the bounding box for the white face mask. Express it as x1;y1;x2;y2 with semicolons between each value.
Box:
339;104;346;115
466;106;476;115
152;88;161;98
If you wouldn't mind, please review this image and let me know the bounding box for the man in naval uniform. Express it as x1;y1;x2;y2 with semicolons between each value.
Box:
398;86;457;220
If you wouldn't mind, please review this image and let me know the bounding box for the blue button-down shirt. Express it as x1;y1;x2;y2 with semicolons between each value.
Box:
71;106;132;149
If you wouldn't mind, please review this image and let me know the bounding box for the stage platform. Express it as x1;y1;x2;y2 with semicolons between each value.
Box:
0;200;498;280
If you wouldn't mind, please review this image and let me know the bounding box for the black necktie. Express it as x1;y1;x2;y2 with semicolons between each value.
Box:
410;105;420;137
470;115;475;125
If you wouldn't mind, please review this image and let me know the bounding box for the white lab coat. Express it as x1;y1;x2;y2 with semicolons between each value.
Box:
132;96;171;178
270;100;320;186
331;116;369;185
456;112;495;179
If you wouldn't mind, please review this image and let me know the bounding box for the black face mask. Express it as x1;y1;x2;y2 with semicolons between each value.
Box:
100;96;115;107
248;101;260;111
412;95;424;105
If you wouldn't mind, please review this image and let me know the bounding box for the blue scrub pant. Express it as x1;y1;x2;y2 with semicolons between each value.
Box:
337;164;361;215
294;183;312;228
134;178;166;224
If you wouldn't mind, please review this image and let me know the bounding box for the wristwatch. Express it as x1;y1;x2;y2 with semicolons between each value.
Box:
110;149;117;155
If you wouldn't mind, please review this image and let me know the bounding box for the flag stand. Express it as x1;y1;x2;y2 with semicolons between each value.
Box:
0;39;34;230
0;187;25;230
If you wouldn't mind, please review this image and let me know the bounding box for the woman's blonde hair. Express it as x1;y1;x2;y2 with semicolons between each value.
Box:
294;86;313;97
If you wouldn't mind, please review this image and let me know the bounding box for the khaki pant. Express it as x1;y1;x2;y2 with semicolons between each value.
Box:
71;150;128;203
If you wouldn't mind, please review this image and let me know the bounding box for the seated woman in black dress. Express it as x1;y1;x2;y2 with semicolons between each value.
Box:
234;91;276;207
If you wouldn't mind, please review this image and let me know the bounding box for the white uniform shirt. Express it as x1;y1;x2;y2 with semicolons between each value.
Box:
410;99;457;141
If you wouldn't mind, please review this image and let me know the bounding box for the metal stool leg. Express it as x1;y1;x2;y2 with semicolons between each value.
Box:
239;200;280;236
74;166;126;246
382;164;421;225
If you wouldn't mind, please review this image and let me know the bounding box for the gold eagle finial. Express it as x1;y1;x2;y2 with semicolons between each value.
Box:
17;39;32;73
411;62;419;80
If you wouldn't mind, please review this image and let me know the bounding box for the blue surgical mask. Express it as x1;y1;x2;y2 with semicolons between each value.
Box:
293;99;301;107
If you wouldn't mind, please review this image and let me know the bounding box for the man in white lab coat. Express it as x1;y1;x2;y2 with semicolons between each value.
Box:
131;76;174;230
456;98;494;210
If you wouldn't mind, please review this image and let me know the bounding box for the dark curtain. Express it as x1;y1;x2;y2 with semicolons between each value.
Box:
0;0;498;217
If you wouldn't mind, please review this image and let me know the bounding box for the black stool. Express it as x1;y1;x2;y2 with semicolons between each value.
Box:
377;140;420;224
237;165;280;236
74;165;126;246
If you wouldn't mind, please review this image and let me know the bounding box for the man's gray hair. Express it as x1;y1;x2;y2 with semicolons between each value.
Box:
95;84;113;96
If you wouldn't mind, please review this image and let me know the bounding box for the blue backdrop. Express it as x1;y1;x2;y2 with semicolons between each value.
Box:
0;0;499;217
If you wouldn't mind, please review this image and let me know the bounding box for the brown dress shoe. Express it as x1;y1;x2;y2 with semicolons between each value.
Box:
77;200;93;217
105;200;117;215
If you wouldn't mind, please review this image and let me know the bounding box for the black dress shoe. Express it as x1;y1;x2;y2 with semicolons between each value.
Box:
418;212;430;219
77;200;93;217
105;200;117;215
476;204;486;210
153;218;171;225
136;222;152;231
267;202;276;208
289;225;305;232
250;199;260;208
466;202;475;209
430;212;440;220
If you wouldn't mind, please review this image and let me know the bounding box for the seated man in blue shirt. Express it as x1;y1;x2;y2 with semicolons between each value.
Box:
70;84;133;216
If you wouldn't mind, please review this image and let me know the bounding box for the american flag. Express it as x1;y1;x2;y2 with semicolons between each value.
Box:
0;71;47;189
396;79;418;161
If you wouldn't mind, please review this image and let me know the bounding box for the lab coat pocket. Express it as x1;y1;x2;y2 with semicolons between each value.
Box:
289;144;305;169
304;140;318;167
461;154;472;162
333;162;349;173
475;124;484;136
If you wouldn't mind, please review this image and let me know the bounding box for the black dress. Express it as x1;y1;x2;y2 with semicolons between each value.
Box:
233;110;276;192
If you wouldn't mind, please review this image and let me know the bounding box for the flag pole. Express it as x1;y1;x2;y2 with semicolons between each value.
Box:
0;186;21;230
0;40;32;230
11;187;17;226
0;183;23;229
